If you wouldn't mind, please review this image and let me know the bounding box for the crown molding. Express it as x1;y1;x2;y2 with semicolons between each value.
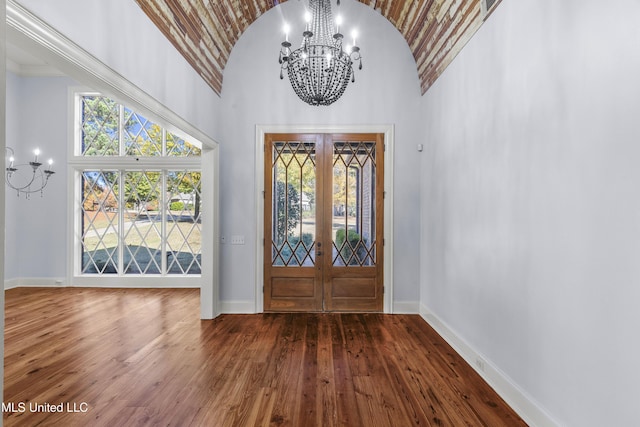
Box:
5;0;218;149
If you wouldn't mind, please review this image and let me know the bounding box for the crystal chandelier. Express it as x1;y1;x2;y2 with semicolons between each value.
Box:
5;147;55;198
278;0;363;106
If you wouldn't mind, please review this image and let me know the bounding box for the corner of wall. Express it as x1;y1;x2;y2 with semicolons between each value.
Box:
392;301;420;314
219;300;256;314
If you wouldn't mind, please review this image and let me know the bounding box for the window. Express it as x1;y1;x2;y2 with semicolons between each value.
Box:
75;94;202;276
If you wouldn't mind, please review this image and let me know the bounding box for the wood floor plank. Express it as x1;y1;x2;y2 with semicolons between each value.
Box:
3;288;528;426
296;314;319;425
329;314;363;427
316;315;338;427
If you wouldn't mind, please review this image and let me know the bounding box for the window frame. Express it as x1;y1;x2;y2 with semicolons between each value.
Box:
69;90;206;288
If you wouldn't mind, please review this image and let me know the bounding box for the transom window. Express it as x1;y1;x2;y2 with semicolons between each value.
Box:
75;94;202;276
80;95;201;157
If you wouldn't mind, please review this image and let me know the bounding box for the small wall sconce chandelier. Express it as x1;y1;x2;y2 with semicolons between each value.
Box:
5;147;55;198
278;0;363;106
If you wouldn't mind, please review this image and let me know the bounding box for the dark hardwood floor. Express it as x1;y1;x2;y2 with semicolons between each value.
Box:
3;287;527;426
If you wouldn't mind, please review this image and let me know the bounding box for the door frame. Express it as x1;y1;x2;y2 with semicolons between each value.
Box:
255;124;394;313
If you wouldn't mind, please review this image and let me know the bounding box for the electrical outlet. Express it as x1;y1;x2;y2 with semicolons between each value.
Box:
230;235;245;245
221;236;226;244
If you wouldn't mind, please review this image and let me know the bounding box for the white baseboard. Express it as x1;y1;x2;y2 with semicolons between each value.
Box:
5;276;200;289
5;277;67;289
217;300;420;315
219;300;256;314
419;304;559;427
392;300;420;314
69;278;200;288
4;278;21;289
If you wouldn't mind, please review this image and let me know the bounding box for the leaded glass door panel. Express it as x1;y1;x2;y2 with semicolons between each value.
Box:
264;134;324;311
264;133;384;312
323;134;383;311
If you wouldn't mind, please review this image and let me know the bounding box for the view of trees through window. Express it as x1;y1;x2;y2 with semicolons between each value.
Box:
78;95;202;275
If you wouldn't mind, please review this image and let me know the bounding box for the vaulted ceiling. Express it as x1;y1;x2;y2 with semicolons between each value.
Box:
134;0;495;96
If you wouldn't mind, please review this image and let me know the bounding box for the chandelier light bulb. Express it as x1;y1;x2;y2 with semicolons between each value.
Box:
303;11;313;35
283;23;290;42
336;15;343;34
5;146;55;197
351;29;358;46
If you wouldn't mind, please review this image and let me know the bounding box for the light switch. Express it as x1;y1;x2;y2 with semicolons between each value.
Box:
230;235;245;245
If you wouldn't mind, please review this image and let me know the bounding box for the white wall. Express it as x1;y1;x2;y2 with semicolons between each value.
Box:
1;0;7;416
420;0;640;425
14;0;223;142
5;73;73;283
218;0;422;308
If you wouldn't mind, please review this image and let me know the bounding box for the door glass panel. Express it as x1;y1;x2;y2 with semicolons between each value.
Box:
332;141;376;267
271;141;316;266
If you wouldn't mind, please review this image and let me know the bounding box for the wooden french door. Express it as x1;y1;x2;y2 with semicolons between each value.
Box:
264;133;384;312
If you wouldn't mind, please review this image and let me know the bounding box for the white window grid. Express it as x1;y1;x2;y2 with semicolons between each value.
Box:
72;92;203;277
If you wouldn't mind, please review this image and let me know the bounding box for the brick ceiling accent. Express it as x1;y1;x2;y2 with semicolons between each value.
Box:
135;0;489;95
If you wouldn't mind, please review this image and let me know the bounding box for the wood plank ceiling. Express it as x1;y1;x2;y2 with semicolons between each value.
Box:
134;0;492;95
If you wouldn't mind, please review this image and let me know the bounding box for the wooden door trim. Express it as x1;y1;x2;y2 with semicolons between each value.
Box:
255;125;395;314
